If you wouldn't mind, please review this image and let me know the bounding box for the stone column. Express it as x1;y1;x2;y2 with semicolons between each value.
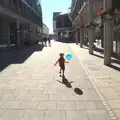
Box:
78;28;80;44
75;30;78;45
0;19;10;47
16;20;21;48
104;0;113;65
88;0;94;54
72;31;75;42
7;26;10;47
20;24;24;47
80;28;84;48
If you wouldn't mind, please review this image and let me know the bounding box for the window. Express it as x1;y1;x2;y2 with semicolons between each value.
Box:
13;0;16;4
24;6;26;13
19;0;22;8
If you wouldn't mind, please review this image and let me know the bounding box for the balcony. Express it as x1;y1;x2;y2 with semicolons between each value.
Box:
0;0;42;26
71;0;86;21
56;13;72;30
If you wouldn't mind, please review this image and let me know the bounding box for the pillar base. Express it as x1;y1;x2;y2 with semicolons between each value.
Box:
89;51;93;55
80;45;83;48
104;58;111;65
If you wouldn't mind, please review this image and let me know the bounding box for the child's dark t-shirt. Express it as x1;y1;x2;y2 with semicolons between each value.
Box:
58;57;65;66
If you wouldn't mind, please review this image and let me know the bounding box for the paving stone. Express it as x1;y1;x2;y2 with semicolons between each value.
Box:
103;94;120;100
83;94;100;101
14;89;30;94
44;110;65;120
22;110;45;120
49;94;65;100
76;102;85;110
100;88;116;94
65;94;83;101
37;101;57;110
15;94;33;100
108;100;120;109
0;101;6;107
43;88;59;94
28;88;44;94
83;90;100;101
76;101;104;110
32;94;49;100
94;101;105;109
57;101;76;110
108;111;113;114
0;101;21;109
0;94;18;100
18;101;39;109
114;109;120;119
59;88;75;94
66;111;89;120
87;110;111;120
0;110;25;120
0;109;6;117
109;113;115;117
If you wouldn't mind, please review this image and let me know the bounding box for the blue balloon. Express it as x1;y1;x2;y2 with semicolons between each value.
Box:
66;53;72;61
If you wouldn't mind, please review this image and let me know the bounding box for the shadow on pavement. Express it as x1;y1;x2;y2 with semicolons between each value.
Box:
108;64;120;71
54;39;75;43
74;88;83;95
57;75;74;88
57;75;83;95
0;44;44;72
93;53;104;59
93;53;120;71
94;47;104;54
83;45;120;71
112;59;120;65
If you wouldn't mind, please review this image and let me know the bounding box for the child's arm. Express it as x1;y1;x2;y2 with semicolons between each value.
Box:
64;59;69;63
54;60;59;66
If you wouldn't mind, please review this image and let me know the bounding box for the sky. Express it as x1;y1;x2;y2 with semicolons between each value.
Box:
41;0;71;33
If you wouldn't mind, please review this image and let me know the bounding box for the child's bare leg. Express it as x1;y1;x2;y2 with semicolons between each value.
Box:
59;68;62;74
62;69;65;76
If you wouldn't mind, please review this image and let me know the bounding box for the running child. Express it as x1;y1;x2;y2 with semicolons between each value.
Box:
54;53;68;76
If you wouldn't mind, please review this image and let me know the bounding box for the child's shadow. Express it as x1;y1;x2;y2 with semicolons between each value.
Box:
57;75;74;88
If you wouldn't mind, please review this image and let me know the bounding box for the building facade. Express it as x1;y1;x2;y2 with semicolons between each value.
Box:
0;0;42;50
71;0;120;65
42;23;49;38
53;12;61;34
53;11;73;41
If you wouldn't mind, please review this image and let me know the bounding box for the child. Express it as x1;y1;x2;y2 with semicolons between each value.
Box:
54;53;68;76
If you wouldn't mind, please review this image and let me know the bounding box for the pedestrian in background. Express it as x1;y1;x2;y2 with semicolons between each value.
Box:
43;37;47;47
48;37;51;47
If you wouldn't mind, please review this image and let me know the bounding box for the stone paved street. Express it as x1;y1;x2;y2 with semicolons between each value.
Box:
71;43;120;120
0;41;112;120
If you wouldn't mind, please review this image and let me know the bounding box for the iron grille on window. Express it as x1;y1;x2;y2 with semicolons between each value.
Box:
112;0;120;10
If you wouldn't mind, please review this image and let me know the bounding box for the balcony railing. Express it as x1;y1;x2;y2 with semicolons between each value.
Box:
0;0;42;26
71;0;86;21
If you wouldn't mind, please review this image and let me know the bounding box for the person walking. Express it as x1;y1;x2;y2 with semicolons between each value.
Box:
43;37;47;47
48;37;51;47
